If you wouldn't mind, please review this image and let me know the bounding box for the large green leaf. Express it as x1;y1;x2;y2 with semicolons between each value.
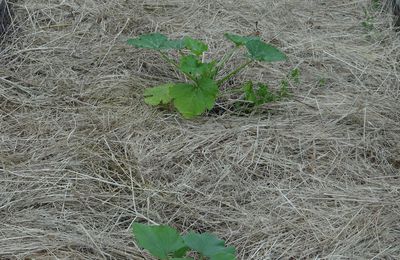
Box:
183;37;208;56
127;33;184;50
224;33;259;46
164;39;185;49
182;232;236;258
143;84;173;106
179;55;215;80
245;39;286;62
170;78;218;118
132;223;187;260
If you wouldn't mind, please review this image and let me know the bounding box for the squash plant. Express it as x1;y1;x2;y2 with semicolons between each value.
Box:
127;33;287;118
132;223;236;260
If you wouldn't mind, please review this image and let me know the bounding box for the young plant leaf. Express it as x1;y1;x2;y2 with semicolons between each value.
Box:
243;81;257;104
132;223;187;260
257;84;268;98
290;68;300;83
182;232;236;258
245;39;286;62
224;33;259;46
256;84;276;104
279;80;289;97
179;55;216;80
127;33;184;50
170;78;218;118
143;84;173;106
243;82;279;106
183;37;208;56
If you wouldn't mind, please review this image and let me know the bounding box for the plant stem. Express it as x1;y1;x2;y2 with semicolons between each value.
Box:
217;60;253;86
158;51;197;82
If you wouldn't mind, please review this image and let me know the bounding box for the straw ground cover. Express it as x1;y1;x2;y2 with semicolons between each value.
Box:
1;0;400;259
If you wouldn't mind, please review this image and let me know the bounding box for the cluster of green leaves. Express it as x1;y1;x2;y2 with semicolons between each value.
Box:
362;0;382;31
127;32;287;118
241;68;299;107
371;0;381;10
132;223;236;260
362;15;375;31
243;81;281;105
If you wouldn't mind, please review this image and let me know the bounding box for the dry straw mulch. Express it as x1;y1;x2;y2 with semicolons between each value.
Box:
1;0;400;259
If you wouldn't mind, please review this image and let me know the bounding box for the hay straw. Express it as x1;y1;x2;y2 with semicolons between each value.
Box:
1;0;399;259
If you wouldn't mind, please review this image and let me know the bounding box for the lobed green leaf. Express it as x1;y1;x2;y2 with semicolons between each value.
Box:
182;232;236;258
179;55;216;80
224;33;259;46
183;37;208;55
132;223;187;260
245;39;286;62
170;78;218;118
143;84;173;106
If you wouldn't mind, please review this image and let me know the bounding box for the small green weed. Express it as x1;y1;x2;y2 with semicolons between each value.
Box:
317;77;327;87
243;81;279;106
239;67;298;108
132;223;236;260
371;0;381;10
362;1;381;31
127;32;287;118
362;17;375;31
290;68;300;84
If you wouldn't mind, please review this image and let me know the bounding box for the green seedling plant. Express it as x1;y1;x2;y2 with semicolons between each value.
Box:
243;81;279;106
127;32;287;118
132;223;236;260
241;68;299;107
362;3;379;31
318;77;327;87
371;0;381;10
